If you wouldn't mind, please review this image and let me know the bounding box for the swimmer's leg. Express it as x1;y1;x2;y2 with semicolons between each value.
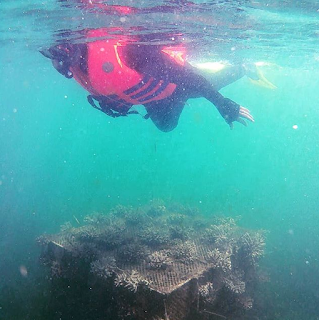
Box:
144;96;186;132
194;62;276;90
206;65;245;90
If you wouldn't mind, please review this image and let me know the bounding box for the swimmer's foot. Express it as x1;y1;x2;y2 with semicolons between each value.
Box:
243;63;277;89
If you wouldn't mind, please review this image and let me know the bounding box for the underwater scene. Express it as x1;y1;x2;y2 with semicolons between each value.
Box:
1;0;319;319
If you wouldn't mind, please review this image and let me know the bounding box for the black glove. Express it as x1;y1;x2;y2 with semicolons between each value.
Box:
216;98;240;124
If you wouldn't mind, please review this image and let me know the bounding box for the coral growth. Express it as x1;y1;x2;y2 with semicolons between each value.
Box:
139;226;170;247
78;224;125;249
109;205;134;218
171;241;197;264
199;282;216;303
117;243;149;264
169;225;192;241
147;204;167;217
38;202;266;320
167;203;200;217
166;213;186;225
201;218;237;247
223;270;246;294
84;212;115;226
90;256;117;279
236;294;254;310
238;232;265;266
147;250;172;270
114;270;149;293
207;248;232;272
50;260;63;278
60;221;73;232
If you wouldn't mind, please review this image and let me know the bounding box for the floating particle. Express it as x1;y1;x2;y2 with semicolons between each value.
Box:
19;265;28;277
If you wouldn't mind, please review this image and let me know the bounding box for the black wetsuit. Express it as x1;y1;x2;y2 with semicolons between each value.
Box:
122;44;240;131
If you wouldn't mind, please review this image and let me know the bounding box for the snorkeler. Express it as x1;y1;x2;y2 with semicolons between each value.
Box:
42;35;258;132
41;2;261;132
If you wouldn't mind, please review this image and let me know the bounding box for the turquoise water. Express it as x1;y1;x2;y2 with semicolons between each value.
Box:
1;1;319;319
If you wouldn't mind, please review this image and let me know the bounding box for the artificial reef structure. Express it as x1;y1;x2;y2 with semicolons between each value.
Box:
38;203;266;320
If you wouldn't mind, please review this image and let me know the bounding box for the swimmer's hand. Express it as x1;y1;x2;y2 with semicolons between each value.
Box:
229;106;254;130
216;98;254;129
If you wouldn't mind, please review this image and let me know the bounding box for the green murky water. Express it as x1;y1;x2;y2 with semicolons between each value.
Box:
1;1;319;319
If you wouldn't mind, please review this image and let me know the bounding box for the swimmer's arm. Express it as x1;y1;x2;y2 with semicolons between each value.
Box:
205;89;254;128
183;66;254;128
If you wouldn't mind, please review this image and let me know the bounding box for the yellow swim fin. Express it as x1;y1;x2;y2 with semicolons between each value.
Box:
248;66;277;90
